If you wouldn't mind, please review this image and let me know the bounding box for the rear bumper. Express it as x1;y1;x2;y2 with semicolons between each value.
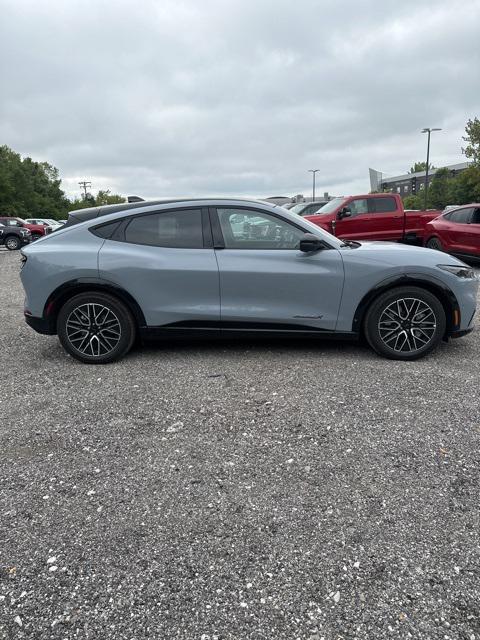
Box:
24;314;55;335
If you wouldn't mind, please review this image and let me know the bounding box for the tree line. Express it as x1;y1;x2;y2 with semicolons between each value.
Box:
0;145;124;220
402;118;480;210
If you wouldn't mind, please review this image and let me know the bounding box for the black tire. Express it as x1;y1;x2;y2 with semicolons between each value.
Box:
31;233;41;242
57;292;136;364
5;235;21;251
364;286;446;361
426;236;443;251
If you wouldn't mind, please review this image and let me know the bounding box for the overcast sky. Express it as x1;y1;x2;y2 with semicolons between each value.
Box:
1;0;479;200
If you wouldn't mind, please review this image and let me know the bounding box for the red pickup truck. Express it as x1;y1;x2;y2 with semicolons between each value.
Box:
303;193;442;244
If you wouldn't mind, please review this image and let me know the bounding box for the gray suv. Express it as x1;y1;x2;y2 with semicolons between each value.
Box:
20;198;477;364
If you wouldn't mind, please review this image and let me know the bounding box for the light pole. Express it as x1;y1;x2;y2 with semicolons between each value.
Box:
421;128;441;209
308;169;319;202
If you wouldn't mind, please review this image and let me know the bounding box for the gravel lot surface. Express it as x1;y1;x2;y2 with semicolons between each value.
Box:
1;248;480;640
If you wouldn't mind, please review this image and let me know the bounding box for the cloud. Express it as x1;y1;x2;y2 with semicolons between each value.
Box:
0;0;479;199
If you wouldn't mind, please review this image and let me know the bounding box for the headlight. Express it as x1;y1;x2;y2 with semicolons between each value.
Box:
438;264;476;279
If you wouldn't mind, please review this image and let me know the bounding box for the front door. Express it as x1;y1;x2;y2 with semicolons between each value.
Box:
334;197;374;240
212;207;345;332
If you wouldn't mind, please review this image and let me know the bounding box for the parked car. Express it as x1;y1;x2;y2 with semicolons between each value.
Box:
25;218;64;231
282;203;298;210
0;222;31;250
0;216;51;241
424;204;480;261
20;198;477;364
303;194;442;244
289;201;329;216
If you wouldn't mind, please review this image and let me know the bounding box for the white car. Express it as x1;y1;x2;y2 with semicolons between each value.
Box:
25;218;64;230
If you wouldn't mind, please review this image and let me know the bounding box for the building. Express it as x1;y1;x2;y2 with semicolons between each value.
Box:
369;162;471;196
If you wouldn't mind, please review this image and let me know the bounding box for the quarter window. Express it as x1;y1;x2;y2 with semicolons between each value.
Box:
217;208;305;249
124;209;203;248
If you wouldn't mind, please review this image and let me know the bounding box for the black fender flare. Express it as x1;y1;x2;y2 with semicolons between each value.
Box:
352;273;460;335
43;278;147;332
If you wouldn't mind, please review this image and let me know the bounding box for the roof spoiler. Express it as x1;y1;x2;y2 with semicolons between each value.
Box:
127;195;145;203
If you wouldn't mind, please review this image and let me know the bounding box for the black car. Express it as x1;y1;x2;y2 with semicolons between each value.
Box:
0;223;31;250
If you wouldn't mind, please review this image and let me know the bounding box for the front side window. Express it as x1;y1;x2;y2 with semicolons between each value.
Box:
124;209;203;248
217;208;305;249
472;208;480;224
347;199;369;217
371;197;397;213
446;208;474;224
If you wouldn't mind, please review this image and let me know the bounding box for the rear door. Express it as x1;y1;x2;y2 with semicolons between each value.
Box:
367;196;403;241
98;207;220;327
212;206;344;331
445;207;475;253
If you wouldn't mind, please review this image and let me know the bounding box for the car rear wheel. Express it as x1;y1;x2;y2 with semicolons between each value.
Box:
426;236;443;251
5;236;21;250
57;292;136;364
364;286;446;360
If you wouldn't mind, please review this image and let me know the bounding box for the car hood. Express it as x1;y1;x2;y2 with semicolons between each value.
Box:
341;241;468;267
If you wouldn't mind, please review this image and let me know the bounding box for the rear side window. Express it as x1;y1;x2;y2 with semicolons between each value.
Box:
370;197;397;213
90;220;121;239
124;209;203;248
446;208;474;223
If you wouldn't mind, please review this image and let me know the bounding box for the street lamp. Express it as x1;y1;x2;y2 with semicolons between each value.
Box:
308;169;320;202
421;128;442;209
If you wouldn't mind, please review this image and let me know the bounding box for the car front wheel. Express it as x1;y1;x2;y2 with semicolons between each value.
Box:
5;236;21;250
364;286;446;360
57;292;136;364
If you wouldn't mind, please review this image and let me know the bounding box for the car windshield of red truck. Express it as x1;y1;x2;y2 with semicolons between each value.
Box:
313;197;346;214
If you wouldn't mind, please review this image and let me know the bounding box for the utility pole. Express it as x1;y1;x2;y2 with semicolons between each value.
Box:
308;169;320;202
78;180;92;200
421;128;441;209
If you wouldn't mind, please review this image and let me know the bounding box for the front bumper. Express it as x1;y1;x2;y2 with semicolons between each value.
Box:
451;326;475;339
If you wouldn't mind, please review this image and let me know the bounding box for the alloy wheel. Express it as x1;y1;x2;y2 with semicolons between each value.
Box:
6;237;20;250
66;303;122;357
378;297;437;352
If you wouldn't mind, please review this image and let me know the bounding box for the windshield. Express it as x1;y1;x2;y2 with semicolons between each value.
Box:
312;197;346;214
45;219;59;224
289;203;307;214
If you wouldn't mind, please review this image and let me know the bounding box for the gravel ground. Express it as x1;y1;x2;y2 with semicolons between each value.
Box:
1;248;480;640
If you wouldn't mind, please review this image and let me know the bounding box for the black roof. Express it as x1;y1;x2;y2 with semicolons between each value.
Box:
65;198;276;227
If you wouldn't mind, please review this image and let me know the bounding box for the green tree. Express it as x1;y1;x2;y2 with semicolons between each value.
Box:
66;190;125;211
409;161;434;174
0;145;70;219
427;168;452;209
95;190;126;206
449;165;480;204
402;194;425;210
462;117;480;165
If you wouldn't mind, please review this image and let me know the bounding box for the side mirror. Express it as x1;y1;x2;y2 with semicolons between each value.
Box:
299;233;324;252
338;207;352;220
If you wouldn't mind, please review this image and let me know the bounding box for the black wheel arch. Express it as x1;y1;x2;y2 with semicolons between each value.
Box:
352;274;460;338
42;279;146;334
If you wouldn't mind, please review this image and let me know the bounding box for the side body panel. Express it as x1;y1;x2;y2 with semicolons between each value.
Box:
215;248;345;331
20;229;104;316
98;240;220;326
